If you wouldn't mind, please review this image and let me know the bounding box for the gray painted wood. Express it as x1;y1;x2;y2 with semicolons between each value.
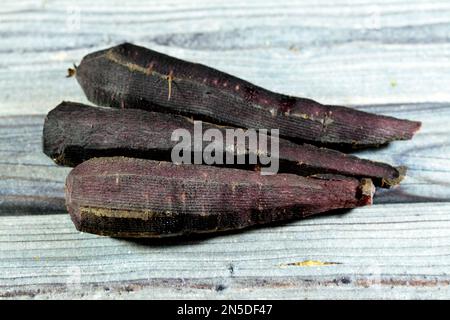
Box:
2;0;450;116
0;0;449;299
2;202;450;299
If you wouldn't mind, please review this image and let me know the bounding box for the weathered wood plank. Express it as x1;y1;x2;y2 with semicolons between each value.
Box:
1;202;450;299
1;0;450;116
1;0;450;300
0;102;447;213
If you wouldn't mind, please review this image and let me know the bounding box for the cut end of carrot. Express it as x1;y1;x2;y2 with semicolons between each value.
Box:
382;166;407;188
66;64;78;78
66;68;76;78
358;178;375;206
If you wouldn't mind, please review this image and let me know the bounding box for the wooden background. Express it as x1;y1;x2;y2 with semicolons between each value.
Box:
1;0;450;299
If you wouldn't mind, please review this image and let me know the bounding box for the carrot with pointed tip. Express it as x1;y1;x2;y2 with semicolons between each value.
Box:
65;157;374;238
72;42;421;148
44;101;404;187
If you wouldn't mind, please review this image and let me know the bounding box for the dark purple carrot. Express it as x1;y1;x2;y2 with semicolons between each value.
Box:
72;42;421;148
65;157;374;237
44;101;405;187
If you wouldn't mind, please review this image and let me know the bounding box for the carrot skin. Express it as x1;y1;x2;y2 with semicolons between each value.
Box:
44;101;404;187
74;43;421;148
65;157;374;237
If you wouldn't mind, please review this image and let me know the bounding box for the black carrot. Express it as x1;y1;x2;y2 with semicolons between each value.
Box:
65;157;375;237
44;101;405;187
72;42;421;148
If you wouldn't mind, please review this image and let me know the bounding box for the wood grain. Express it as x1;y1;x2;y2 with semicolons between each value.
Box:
1;202;450;299
0;0;449;299
1;0;450;116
